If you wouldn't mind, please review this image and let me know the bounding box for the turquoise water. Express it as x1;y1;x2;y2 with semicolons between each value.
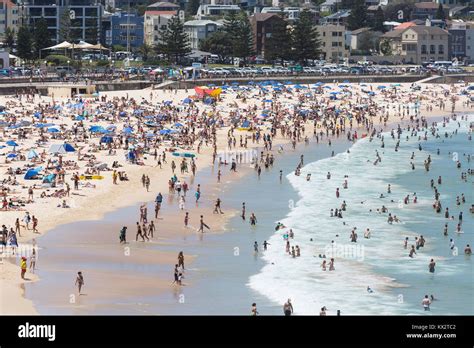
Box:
250;116;473;315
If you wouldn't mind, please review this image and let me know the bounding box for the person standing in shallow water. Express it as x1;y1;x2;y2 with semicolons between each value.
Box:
283;299;293;316
75;271;84;294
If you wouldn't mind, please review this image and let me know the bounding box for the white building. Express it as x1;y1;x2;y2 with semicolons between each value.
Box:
144;10;177;46
196;4;240;20
184;20;222;50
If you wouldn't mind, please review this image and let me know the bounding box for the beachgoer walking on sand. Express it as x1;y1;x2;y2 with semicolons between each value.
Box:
120;226;127;243
20;257;27;279
29;248;36;272
136;222;145;241
214;198;223;214
198;215;210;233
75;271;84;294
178;251;185;269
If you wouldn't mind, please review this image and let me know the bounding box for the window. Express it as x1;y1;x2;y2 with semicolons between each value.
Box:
332;42;338;47
339;32;342;36
332;32;338;37
430;45;435;54
438;45;444;54
323;32;326;37
154;25;158;31
421;45;427;54
431;35;434;39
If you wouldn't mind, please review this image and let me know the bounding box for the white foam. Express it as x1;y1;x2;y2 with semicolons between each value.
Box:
248;116;473;315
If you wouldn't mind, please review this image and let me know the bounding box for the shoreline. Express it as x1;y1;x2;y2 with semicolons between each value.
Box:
1;82;473;315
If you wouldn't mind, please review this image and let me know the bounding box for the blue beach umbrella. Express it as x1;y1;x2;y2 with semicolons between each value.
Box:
6;140;18;147
182;98;192;104
377;86;386;89
7;153;17;158
47;127;60;133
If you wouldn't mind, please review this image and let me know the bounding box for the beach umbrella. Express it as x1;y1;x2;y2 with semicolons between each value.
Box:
6;140;18;147
34;112;42;118
47;127;60;133
164;101;173;106
182;98;192;104
122;127;133;134
377;86;386;89
89;125;105;133
159;129;171;135
100;136;113;144
174;122;184;127
263;99;273;103
75;115;85;121
324;86;331;89
6;153;17;158
119;111;127;117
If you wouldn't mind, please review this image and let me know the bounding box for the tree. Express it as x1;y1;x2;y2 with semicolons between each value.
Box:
199;30;232;62
436;4;446;21
33;18;52;59
4;27;15;51
223;11;240;63
380;39;392;56
340;0;355;10
347;0;368;31
186;0;200;17
264;13;291;64
233;11;254;63
157;15;191;64
16;25;33;61
59;7;72;42
139;43;153;61
291;9;321;65
372;6;386;33
358;31;380;54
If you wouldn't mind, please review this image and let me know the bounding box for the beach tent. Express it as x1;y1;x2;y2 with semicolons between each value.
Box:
42;174;56;183
63;143;75;152
48;144;68;154
27;150;38;159
89;125;106;133
24;168;40;179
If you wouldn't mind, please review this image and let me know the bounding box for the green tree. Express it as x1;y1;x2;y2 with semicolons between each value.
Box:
157;15;191;64
139;43;153;61
264;13;291;64
223;11;240;63
380;39;392;56
340;0;355;10
436;3;446;21
372;6;386;33
59;7;72;42
199;30;232;62
233;11;254;63
186;0;200;17
347;0;368;31
4;27;15;51
291;9;321;65
33;18;52;59
358;31;380;54
85;26;98;43
16;25;33;61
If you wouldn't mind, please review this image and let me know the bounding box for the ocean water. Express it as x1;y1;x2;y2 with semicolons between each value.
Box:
249;116;473;315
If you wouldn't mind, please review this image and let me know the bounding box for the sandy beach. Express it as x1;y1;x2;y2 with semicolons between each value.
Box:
1;79;473;314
